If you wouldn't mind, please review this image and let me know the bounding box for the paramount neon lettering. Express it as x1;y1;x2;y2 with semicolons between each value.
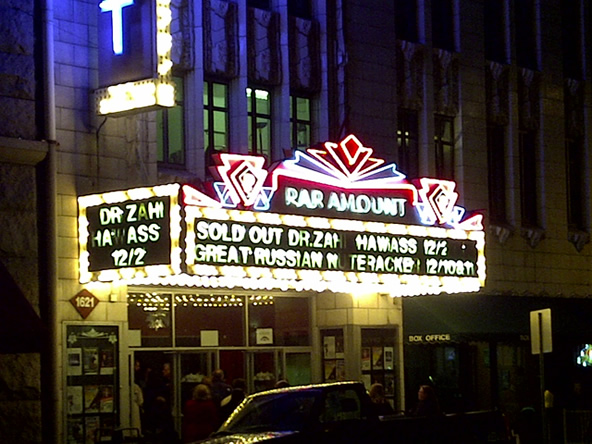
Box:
99;0;134;55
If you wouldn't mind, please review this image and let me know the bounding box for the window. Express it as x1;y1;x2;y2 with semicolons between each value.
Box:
290;95;311;150
288;0;311;18
484;0;507;63
434;115;454;180
566;137;585;230
487;124;507;224
248;0;270;9
514;0;538;70
397;108;419;179
157;77;184;166
247;87;272;159
519;129;538;227
561;0;582;79
248;296;310;346
175;295;245;347
203;81;229;168
395;0;418;42
432;0;454;51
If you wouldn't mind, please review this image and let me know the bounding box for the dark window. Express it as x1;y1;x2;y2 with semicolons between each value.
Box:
203;81;229;169
290;95;312;150
397;108;419;179
484;0;507;63
174;294;245;347
247;87;272;159
487;124;507;224
248;0;270;9
566;137;585;230
561;0;582;79
248;297;310;346
395;0;418;42
432;0;454;51
288;0;311;18
128;293;173;347
157;77;185;166
434;115;454;180
514;0;538;70
519;129;538;227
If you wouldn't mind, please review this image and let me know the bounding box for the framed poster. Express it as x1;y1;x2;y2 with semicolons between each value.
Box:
65;324;119;444
321;329;345;382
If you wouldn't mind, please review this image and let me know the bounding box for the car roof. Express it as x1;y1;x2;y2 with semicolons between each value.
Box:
249;381;365;398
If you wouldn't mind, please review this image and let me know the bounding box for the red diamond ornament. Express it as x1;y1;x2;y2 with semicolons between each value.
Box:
70;289;99;320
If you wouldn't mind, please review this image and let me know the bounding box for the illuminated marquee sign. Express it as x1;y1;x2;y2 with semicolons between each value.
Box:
95;0;175;115
78;184;182;283
78;135;486;296
185;211;479;276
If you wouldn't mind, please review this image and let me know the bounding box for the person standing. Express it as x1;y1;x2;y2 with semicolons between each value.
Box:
407;384;443;443
219;378;247;424
408;384;441;417
131;382;144;435
182;384;219;443
369;383;394;417
210;369;232;408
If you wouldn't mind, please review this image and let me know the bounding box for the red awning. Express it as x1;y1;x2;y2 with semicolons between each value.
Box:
0;260;44;353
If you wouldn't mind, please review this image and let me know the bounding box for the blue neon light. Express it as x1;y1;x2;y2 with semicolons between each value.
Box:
99;0;134;55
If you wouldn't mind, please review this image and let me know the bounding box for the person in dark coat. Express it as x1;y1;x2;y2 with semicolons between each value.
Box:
219;378;247;424
182;384;219;443
408;384;442;417
369;383;395;417
210;369;232;408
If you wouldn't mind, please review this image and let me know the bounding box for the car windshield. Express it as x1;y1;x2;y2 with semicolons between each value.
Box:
218;389;320;434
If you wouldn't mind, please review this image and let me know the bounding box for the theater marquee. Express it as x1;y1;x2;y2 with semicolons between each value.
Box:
78;135;485;296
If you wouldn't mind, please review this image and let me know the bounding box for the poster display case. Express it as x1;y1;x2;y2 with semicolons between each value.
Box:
65;324;119;444
361;328;397;406
321;329;345;382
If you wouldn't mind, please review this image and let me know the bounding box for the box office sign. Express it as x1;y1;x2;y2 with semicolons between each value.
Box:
78;135;486;296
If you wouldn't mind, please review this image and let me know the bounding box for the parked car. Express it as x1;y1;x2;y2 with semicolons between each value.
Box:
193;381;511;443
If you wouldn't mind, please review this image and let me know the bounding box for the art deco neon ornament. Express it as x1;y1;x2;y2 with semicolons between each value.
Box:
206;134;482;230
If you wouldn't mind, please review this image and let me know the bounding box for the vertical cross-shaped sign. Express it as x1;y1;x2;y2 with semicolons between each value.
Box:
99;0;134;55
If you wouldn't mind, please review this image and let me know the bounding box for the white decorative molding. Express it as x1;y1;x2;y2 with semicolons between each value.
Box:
568;229;589;252
520;226;545;248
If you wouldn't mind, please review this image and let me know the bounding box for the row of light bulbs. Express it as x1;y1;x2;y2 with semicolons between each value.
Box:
127;293;275;310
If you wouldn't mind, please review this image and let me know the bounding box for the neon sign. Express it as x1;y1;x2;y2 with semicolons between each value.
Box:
99;0;134;55
206;135;482;230
577;344;592;367
78;135;486;296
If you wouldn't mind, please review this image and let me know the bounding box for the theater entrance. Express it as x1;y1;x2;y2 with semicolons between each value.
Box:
132;348;312;436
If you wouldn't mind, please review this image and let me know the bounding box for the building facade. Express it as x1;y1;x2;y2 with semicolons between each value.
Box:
1;0;592;443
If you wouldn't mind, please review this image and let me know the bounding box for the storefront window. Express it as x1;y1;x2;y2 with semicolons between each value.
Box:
128;293;172;347
248;296;310;346
129;292;311;350
175;294;245;347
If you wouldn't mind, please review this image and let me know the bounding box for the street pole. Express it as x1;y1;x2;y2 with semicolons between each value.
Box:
539;312;548;444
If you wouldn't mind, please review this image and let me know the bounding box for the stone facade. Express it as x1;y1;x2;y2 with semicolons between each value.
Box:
0;2;42;443
2;0;592;442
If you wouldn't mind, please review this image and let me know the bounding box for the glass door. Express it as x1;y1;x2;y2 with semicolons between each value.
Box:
219;349;301;393
250;350;280;393
132;350;215;439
